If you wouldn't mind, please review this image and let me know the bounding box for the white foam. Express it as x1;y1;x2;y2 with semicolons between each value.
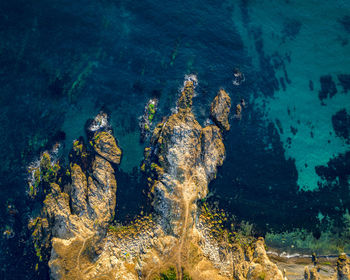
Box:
89;112;108;132
184;74;198;88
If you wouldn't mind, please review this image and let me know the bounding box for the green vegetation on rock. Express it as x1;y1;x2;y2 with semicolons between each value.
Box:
28;152;61;198
108;215;155;239
153;267;177;280
182;268;192;280
153;267;192;280
199;202;255;250
28;216;51;264
148;103;155;113
73;140;83;155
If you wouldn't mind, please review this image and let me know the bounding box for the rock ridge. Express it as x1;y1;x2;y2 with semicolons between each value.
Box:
28;76;350;280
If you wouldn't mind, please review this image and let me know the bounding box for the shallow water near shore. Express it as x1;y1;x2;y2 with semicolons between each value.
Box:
0;0;349;278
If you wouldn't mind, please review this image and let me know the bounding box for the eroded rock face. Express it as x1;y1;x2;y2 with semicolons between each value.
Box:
31;76;287;280
48;153;117;278
93;131;122;164
210;89;231;131
246;238;285;280
202;125;225;181
32;126;120;279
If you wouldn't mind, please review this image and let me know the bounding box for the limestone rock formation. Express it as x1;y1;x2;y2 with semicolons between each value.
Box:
210;89;231;131
30;76;289;280
45;139;119;279
202;125;225;181
246;237;285;280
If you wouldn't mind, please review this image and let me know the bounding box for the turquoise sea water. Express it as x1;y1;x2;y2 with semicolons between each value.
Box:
0;0;349;278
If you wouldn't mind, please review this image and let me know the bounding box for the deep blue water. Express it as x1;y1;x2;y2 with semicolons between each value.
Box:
0;0;349;278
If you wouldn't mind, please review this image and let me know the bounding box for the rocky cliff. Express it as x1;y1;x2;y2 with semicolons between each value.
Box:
29;76;350;280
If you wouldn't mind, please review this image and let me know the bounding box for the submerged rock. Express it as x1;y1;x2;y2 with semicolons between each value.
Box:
332;109;350;144
318;75;337;101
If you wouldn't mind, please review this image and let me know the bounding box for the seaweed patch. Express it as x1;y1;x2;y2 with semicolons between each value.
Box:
281;18;302;41
332;109;350;144
318;75;337;102
338;15;350;34
337;74;350;93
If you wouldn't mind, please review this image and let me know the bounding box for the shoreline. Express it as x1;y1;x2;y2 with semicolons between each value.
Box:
267;249;347;260
267;250;338;280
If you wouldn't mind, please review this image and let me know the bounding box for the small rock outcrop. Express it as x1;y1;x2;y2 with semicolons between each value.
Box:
210;89;231;131
92;131;122;164
334;253;350;280
246;238;285;280
304;266;321;280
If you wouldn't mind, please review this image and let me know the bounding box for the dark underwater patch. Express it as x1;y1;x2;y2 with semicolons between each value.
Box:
151;89;162;99
318;75;337;102
332;109;350;144
337;74;350;93
114;168;152;223
315;152;350;228
239;0;251;27
252;28;280;97
279;77;286;91
52;130;66;142
275;118;283;134
338;15;350;34
209;100;350;243
316;151;350;184
290;126;297;135
309;80;314;91
282;18;302;40
48;75;69;98
209;106;302;234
